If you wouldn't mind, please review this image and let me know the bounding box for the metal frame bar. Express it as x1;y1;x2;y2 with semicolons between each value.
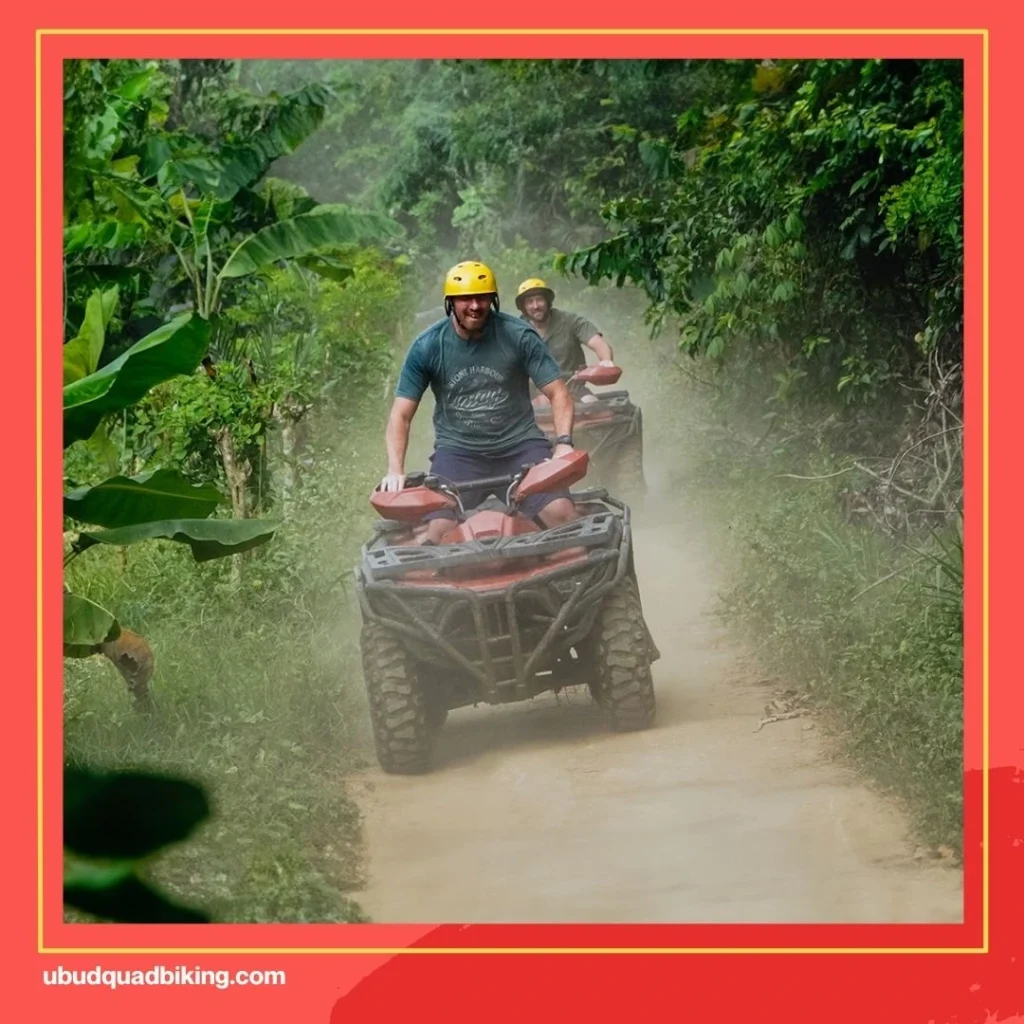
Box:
355;497;634;700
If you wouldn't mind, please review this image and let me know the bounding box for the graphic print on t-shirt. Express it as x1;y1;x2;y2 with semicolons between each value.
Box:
444;363;511;430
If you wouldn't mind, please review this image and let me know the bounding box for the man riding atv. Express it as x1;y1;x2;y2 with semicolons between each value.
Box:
360;261;659;774
380;261;580;541
515;277;615;402
516;277;647;497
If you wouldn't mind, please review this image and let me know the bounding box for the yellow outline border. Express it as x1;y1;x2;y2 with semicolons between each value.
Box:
37;28;983;954
35;23;46;958
980;25;990;957
38;27;986;34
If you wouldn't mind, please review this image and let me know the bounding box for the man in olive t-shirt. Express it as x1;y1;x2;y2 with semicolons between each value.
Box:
515;278;615;401
380;261;580;544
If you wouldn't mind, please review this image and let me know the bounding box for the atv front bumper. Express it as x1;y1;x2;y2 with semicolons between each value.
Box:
355;495;635;703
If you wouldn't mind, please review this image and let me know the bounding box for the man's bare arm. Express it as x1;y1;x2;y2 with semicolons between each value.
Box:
584;333;614;363
539;378;575;456
382;397;419;490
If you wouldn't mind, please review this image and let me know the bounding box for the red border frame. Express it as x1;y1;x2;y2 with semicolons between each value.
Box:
8;2;1021;1020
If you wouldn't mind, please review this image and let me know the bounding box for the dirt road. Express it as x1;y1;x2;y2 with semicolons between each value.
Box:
349;493;962;924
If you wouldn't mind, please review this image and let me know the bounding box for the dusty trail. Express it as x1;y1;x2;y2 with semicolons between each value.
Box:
348;482;962;924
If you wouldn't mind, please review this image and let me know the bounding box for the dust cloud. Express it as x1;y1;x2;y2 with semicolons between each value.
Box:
348;288;963;924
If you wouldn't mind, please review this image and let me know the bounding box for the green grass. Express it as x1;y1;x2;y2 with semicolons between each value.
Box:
64;394;391;922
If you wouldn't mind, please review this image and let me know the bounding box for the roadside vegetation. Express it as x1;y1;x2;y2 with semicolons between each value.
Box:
62;57;963;923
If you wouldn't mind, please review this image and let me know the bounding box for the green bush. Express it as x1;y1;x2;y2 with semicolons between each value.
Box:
63;420;391;922
63;252;406;923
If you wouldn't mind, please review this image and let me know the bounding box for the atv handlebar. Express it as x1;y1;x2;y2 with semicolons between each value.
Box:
371;451;590;523
374;468;533;519
435;469;533;494
400;467;535;496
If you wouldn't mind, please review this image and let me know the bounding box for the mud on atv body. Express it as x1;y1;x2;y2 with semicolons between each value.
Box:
532;364;646;499
355;452;659;774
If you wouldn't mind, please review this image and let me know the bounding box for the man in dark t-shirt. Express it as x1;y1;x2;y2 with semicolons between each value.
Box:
515;278;615;402
381;261;579;544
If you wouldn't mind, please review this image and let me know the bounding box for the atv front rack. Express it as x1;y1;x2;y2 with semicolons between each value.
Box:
362;511;619;581
355;493;636;703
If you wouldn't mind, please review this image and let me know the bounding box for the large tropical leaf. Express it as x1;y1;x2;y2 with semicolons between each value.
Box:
211;83;334;200
218;205;400;280
63;313;210;448
78;517;278;562
257;176;319;222
64;593;120;658
296;254;355;283
63;286;119;385
64;765;211;923
138;135;172;179
157;155;223;196
69;420;121;480
94;174;164;225
65;265;151;307
64;766;210;860
64;469;225;528
63;219;147;255
65;873;210;924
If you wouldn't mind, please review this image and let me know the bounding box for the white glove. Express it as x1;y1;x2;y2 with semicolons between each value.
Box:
598;359;615;368
380;472;406;492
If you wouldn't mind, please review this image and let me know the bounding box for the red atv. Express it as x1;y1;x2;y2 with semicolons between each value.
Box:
532;363;646;499
356;451;659;774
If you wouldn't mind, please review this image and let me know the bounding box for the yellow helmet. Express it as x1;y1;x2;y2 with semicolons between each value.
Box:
443;261;499;317
444;261;498;298
515;277;555;311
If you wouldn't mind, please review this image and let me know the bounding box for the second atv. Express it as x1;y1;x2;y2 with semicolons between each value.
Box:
355;450;659;774
531;363;646;499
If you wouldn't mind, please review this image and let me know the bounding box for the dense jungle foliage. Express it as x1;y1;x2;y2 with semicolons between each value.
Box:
62;57;963;921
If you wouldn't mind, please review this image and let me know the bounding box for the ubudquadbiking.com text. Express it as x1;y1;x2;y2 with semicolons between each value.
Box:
43;965;286;990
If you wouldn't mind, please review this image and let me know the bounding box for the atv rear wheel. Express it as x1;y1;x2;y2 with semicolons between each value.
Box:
360;622;433;774
587;575;657;731
613;415;647;501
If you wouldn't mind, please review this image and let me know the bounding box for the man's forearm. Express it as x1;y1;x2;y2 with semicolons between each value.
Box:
587;334;614;362
550;387;575;439
385;412;411;473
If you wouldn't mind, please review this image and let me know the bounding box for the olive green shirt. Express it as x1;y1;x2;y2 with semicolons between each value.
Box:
521;307;602;376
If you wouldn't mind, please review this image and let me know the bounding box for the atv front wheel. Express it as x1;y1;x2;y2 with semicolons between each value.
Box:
360;622;433;774
588;576;657;731
422;682;450;734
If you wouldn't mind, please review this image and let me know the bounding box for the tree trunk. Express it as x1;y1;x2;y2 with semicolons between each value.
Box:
215;427;252;521
280;418;299;515
214;427;251;585
272;396;312;516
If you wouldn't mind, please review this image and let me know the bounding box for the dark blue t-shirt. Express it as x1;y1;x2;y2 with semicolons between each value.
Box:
395;311;562;454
